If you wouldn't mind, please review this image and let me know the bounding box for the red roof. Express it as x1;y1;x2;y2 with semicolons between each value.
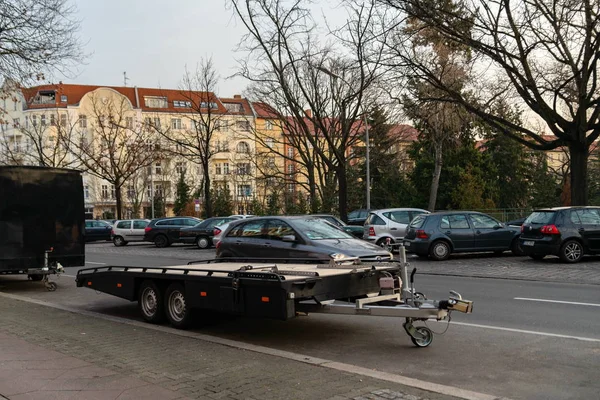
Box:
388;124;419;141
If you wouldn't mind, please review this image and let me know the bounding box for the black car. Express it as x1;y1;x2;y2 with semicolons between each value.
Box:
143;217;202;247
403;211;523;261
179;216;241;249
519;207;600;263
347;209;373;226
216;216;392;261
310;214;364;238
84;219;112;242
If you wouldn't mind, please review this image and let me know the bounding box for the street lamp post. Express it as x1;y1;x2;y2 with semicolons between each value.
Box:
315;66;370;211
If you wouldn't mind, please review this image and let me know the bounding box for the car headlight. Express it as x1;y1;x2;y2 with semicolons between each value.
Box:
330;253;350;261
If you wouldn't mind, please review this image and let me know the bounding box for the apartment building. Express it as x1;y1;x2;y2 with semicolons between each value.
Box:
0;81;257;218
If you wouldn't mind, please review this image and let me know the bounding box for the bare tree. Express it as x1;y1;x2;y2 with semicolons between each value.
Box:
375;0;600;205
153;58;227;218
0;0;83;84
231;0;383;220
68;92;161;219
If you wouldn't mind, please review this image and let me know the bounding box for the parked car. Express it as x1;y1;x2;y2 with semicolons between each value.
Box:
216;216;393;261
363;208;430;247
403;211;523;261
311;214;363;238
85;219;112;242
506;217;526;227
179;216;241;249
143;217;202;247
111;219;150;246
347;209;372;226
519;207;600;263
212;222;232;246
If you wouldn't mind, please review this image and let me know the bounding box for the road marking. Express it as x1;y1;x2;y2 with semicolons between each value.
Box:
514;297;600;307
438;321;600;343
85;261;106;265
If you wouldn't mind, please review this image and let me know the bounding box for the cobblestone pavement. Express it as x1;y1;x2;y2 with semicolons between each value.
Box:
0;297;468;400
86;243;600;285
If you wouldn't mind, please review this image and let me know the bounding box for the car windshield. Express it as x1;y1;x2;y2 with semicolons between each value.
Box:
294;219;353;240
409;215;427;229
525;211;555;224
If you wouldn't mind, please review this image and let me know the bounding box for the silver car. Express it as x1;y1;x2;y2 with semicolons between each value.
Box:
363;208;429;247
112;219;150;246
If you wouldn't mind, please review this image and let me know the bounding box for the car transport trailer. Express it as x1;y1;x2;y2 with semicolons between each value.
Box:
76;250;472;347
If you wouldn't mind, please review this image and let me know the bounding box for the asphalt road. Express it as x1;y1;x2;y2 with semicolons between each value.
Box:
1;243;599;400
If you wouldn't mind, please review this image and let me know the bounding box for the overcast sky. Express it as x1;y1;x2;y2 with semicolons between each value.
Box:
65;0;343;98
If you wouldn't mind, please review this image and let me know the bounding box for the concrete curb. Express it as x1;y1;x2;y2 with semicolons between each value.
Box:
0;291;507;400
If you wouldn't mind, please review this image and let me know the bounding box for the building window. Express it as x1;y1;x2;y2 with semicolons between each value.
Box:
175;161;186;174
171;118;182;130
101;185;109;199
41;114;46;127
155;162;162;175
236;141;250;154
287;147;294;158
127;185;135;198
236;120;251;131
50;114;56;126
216;140;229;152
155;183;163;198
266;138;274;148
223;163;229;175
48;135;55;143
237;185;252;197
12;118;19;128
265;120;273;130
79;115;87;128
144;96;168;108
154;117;160;128
84;185;90;199
111;185;116;199
215;163;222;175
236;163;250;175
266;157;275;167
61;95;68;103
13;100;18;111
173;100;192;108
287;164;294;174
146;185;152;199
60;114;67;127
287;183;295;193
224;103;243;113
125;116;133;129
200;102;219;109
31;115;37;127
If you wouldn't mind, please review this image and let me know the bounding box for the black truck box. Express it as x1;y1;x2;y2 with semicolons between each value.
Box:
0;166;85;272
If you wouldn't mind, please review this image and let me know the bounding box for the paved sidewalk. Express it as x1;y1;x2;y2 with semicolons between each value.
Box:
0;297;467;400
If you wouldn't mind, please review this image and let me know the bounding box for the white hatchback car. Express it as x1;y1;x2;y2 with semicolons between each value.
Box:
363;208;429;247
112;219;150;246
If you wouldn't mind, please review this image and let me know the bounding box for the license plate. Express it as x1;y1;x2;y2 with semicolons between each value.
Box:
523;240;534;246
403;241;411;247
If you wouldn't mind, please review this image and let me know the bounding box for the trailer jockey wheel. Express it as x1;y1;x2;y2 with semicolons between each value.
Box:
45;281;57;292
411;326;433;347
165;283;193;329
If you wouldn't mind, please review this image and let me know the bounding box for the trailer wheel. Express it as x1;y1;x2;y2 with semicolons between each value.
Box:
411;326;433;348
139;281;165;323
165;283;192;329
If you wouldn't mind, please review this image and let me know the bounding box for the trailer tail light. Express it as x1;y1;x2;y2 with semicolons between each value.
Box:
117;283;122;288
144;227;152;233
540;224;560;235
416;229;429;239
369;226;375;236
261;296;270;303
87;281;92;286
214;227;221;236
200;291;207;297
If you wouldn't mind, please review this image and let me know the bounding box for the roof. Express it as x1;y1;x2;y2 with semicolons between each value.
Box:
387;124;419;141
252;102;280;118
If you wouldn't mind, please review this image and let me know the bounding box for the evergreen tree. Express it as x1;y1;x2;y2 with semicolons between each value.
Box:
210;183;233;216
173;173;191;216
528;155;561;209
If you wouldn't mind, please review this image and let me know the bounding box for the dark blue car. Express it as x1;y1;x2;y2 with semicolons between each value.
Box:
403;211;523;261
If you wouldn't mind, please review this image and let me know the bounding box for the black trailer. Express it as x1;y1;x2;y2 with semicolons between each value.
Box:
0;166;85;290
76;254;473;347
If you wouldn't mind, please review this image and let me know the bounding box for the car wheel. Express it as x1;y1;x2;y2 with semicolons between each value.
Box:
429;240;450;261
113;236;126;247
164;282;193;329
559;240;583;263
154;234;169;248
196;236;210;249
138;280;165;323
529;254;545;260
376;238;393;250
511;239;525;256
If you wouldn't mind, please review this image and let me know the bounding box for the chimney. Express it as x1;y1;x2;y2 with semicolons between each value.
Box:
304;109;312;118
233;94;242;99
134;86;140;108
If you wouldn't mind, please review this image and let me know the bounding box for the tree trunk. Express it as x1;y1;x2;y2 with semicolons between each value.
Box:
115;182;123;220
338;166;348;222
428;142;443;212
569;141;589;205
306;164;318;213
203;162;212;218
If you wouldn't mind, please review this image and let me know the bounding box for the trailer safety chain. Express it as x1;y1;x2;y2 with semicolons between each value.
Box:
425;312;452;335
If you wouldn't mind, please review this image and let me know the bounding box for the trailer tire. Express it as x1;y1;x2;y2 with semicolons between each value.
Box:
411;326;433;347
165;283;193;329
138;280;165;323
